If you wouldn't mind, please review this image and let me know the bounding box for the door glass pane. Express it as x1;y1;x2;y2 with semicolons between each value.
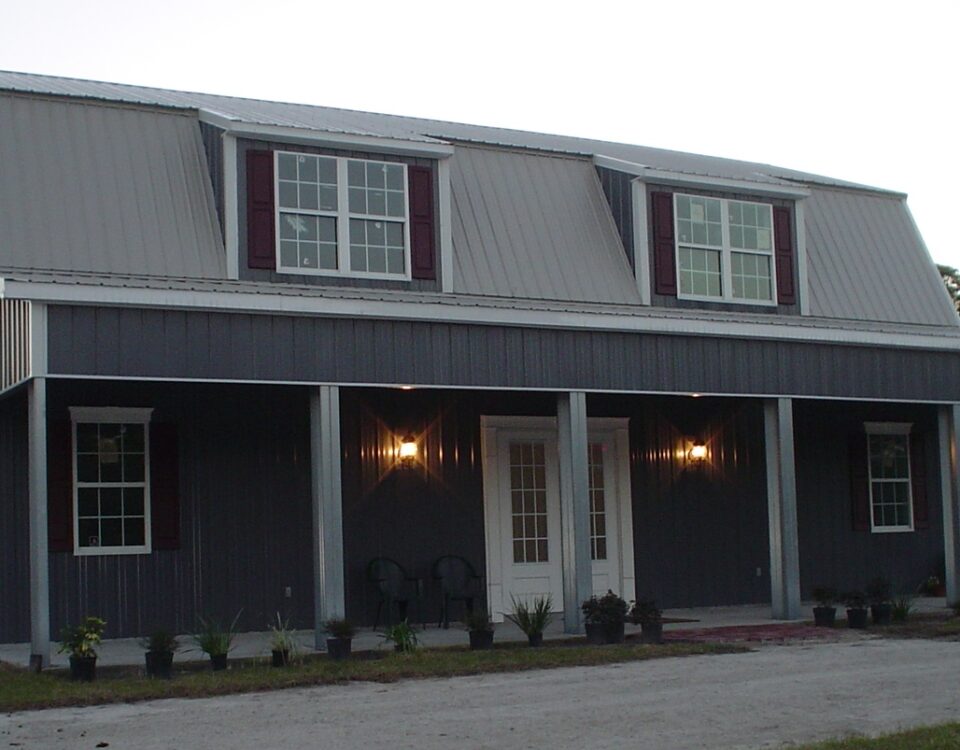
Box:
509;441;548;563
589;443;608;560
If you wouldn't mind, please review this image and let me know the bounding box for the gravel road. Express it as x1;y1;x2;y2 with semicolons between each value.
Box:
3;638;959;749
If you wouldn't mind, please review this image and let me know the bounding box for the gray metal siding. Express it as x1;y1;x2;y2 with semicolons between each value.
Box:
0;95;225;279
450;145;640;304
795;401;943;595
0;299;30;392
45;380;315;638
804;188;959;325
0;392;30;642
236;138;442;292
596;166;635;270
46;306;960;402
199;121;225;235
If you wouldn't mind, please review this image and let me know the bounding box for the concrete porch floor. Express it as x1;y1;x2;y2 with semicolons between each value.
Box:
0;599;949;669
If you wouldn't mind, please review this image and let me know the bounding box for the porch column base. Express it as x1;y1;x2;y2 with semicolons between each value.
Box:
310;386;346;650
28;377;51;668
938;404;960;604
764;398;801;620
557;391;592;634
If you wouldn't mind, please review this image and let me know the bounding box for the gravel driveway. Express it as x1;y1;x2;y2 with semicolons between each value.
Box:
3;638;959;749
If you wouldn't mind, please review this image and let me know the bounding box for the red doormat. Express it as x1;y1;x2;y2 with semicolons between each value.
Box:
663;623;839;643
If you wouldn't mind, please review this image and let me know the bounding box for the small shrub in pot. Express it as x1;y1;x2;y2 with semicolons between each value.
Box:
268;613;299;667
631;599;663;644
382;620;419;654
844;591;869;629
193;612;240;670
811;586;838;628
866;577;893;626
140;629;179;678
59;616;106;682
506;595;553;647
325;618;356;660
581;590;629;645
463;609;495;650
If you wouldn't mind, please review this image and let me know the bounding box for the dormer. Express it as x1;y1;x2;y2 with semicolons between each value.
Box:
595;156;810;315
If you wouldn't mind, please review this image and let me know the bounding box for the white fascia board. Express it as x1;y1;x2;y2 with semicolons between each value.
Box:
5;279;960;352
593;155;811;199
199;109;455;158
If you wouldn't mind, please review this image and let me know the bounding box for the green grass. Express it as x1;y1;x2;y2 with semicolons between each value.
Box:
794;722;960;748
0;641;744;712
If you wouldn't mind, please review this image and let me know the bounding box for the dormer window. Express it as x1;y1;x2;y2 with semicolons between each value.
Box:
275;152;410;278
674;193;776;304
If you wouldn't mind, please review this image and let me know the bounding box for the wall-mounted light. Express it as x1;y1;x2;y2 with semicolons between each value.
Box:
397;435;418;467
687;440;708;463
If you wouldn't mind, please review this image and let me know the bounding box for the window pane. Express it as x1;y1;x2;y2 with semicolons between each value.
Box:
100;487;122;516
76;424;99;453
124;518;145;546
123;453;145;483
78;519;100;547
77;488;99;517
100;518;123;546
277;153;297;181
99;453;122;482
124;487;145;516
77;454;99;482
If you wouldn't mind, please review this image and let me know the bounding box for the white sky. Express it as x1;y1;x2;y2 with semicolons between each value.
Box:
3;0;958;267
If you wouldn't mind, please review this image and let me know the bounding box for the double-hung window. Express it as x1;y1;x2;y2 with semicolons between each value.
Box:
865;422;914;533
71;407;153;555
674;193;776;304
275;152;409;279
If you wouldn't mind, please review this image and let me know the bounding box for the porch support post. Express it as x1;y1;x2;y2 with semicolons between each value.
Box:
764;398;801;620
310;385;345;649
557;391;592;633
938;404;960;603
28;377;50;668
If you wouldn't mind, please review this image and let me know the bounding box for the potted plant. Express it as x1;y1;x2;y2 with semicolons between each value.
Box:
631;599;663;644
140;629;179;678
382;619;419;653
867;577;893;626
506;595;553;647
891;594;914;623
919;575;946;597
325;618;356;660
811;586;838;628
193;612;240;670
463;609;495;650
581;590;629;644
268;613;298;666
59;616;106;681
844;591;869;629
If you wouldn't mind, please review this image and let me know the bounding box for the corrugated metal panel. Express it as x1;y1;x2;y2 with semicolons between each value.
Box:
46;306;960;402
450;146;640;303
0;393;30;642
0;71;885;193
0;299;30;391
805;188;958;325
0;95;224;279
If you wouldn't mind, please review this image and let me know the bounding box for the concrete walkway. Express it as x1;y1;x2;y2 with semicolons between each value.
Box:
3;638;959;749
0;599;948;668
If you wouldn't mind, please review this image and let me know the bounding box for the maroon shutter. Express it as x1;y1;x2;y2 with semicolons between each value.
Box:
773;206;796;305
407;165;436;280
850;433;870;531
48;420;73;553
247;150;276;270
150;423;181;550
910;432;929;529
651;192;677;296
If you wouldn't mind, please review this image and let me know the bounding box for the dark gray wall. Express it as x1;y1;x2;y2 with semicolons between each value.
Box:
199;122;225;235
596;166;634;270
0;390;30;642
593;394;771;607
44;380;315;639
236;138;442;292
794;400;944;596
47;305;960;403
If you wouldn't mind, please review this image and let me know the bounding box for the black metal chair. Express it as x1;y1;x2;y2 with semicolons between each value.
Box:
366;557;423;628
432;555;483;629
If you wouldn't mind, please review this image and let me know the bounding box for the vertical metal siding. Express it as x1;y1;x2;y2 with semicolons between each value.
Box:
596;166;635;270
199;121;225;235
0;393;30;641
0;299;31;392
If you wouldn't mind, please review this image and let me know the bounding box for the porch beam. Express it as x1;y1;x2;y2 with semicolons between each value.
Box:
764;398;802;619
557;391;592;633
938;404;960;603
310;385;345;649
28;377;50;668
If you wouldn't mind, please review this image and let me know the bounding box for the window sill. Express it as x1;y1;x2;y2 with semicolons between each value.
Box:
869;526;914;534
74;546;152;556
676;293;778;308
275;266;412;282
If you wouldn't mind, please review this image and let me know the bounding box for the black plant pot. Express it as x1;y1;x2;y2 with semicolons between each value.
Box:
271;649;289;667
604;621;625;644
145;650;174;678
327;637;352;660
469;630;494;650
871;603;893;626
846;607;869;629
640;621;663;644
210;653;228;671
69;655;97;682
584;622;606;645
813;606;837;628
527;632;543;648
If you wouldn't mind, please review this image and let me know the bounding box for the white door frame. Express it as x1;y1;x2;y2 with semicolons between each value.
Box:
480;415;635;622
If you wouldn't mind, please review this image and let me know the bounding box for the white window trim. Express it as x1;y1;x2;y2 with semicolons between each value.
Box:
673;193;778;307
69;406;154;556
865;421;914;534
273;151;412;281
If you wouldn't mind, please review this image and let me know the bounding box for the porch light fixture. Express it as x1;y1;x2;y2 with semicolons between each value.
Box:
687;441;708;463
398;435;418;467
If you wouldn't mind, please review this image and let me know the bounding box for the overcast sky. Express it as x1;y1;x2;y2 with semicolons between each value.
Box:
3;0;957;268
